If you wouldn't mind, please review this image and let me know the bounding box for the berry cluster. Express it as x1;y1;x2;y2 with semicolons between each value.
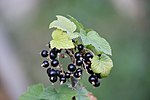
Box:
40;43;101;87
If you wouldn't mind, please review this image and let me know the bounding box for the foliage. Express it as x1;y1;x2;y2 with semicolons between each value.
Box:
20;15;113;100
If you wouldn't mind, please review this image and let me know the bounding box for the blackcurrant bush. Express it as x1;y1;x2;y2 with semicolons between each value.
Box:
51;59;59;67
88;75;98;85
65;72;71;78
85;52;93;59
93;80;100;87
49;51;57;59
41;50;48;57
59;75;66;84
74;72;80;78
41;60;49;68
78;44;84;51
47;69;57;77
74;52;81;59
49;76;57;83
76;59;83;66
68;64;76;72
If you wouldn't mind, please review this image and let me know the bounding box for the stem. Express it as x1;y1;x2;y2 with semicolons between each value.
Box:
65;49;78;87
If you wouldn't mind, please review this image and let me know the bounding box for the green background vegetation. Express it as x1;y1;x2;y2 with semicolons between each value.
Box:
1;0;150;100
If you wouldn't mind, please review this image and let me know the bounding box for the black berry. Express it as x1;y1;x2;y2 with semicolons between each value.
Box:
74;52;81;59
93;80;100;87
65;72;71;78
41;50;48;57
59;75;66;84
68;64;76;72
49;51;57;59
74;72;80;78
76;68;82;76
78;44;84;51
88;75;98;85
85;52;93;59
76;59;83;66
47;69;57;77
49;76;57;83
51;59;59;67
41;60;49;68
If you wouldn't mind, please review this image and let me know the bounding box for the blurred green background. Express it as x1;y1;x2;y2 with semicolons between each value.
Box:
0;0;150;100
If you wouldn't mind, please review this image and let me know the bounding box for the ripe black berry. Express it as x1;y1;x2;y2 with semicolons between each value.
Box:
76;59;83;66
41;60;49;68
51;47;61;53
88;75;98;85
59;75;66;84
76;68;82;76
41;50;48;57
78;44;84;51
68;64;76;72
49;51;57;59
74;72;80;78
47;69;57;77
85;52;93;59
65;72;71;78
93;80;100;87
49;76;57;83
51;59;59;67
74;52;81;59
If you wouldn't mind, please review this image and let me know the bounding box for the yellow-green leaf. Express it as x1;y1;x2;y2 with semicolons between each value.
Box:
49;15;76;34
91;54;113;77
50;29;74;49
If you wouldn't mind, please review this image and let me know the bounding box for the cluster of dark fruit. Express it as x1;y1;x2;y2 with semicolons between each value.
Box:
40;43;101;87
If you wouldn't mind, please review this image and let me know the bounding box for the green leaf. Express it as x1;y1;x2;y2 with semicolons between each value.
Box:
80;29;112;55
91;54;113;77
19;84;44;100
40;85;77;100
49;15;76;33
19;84;77;100
50;29;74;49
67;15;84;32
76;87;90;100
